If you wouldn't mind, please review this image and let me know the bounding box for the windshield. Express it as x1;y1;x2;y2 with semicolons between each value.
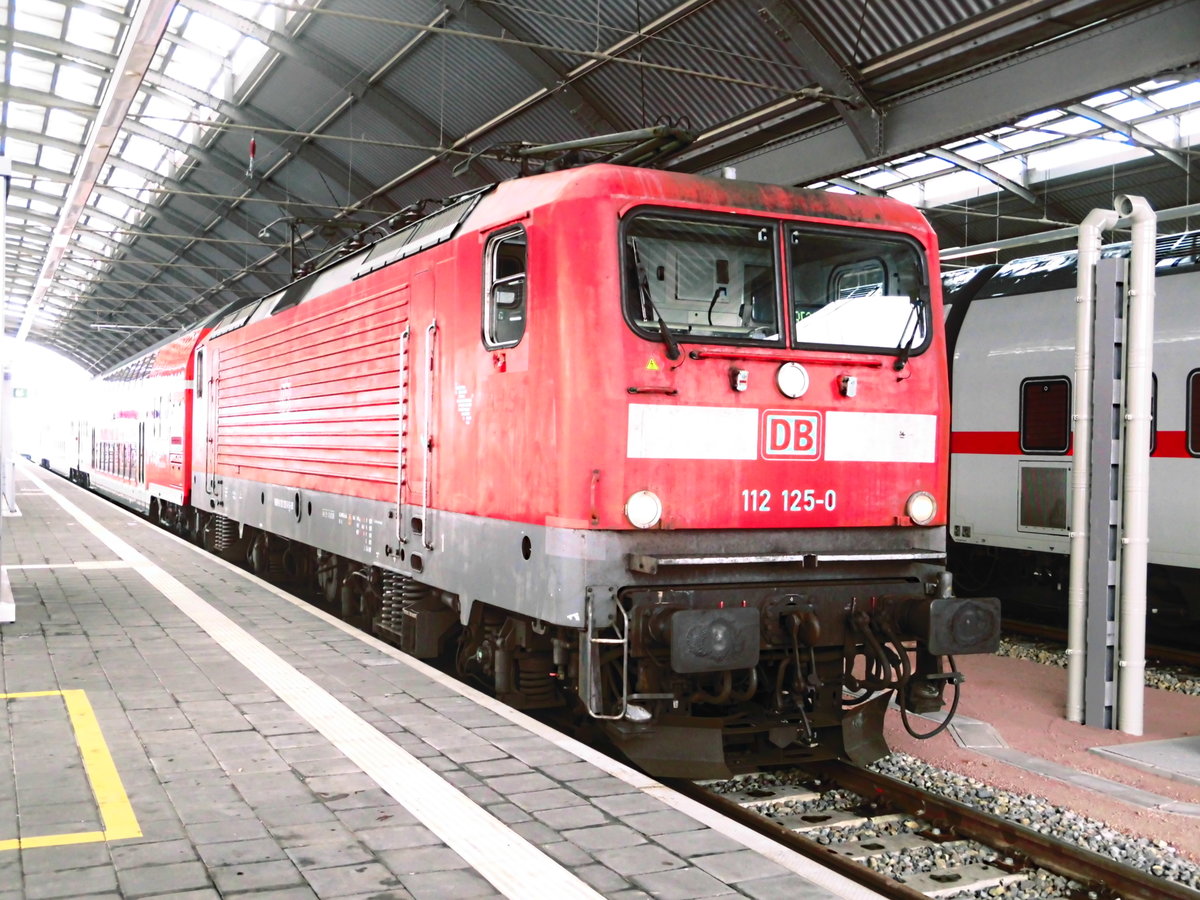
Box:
623;214;780;345
789;228;927;353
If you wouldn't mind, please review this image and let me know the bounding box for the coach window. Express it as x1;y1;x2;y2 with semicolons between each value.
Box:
1189;370;1200;456
1150;373;1158;455
483;227;527;349
1020;377;1071;454
195;350;205;398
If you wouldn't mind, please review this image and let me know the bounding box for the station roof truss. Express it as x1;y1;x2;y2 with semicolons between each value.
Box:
2;0;1198;372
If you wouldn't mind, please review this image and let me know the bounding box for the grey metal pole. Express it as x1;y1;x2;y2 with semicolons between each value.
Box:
1;156;13;624
1115;195;1156;736
1066;207;1118;722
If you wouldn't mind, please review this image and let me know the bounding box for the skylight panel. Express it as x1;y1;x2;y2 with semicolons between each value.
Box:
1030;137;1149;173
181;12;244;56
923;171;1001;206
13;1;66;38
162;43;225;94
1013;109;1060;129
31;180;67;200
994;128;1050;151
55;64;106;106
1096;98;1159;122
860;170;903;189
988;157;1027;182
38;147;78;174
76;232;111;254
1178;108;1200;142
29;198;60;216
230;38;270;84
139;92;195;139
948;140;996;162
79;0;127;13
895;156;952;179
46;108;90;143
1041;115;1097;136
9;52;56;93
66;6;123;53
1083;90;1129;106
94;193;132;221
1136;118;1182;146
5;138;41;165
119;133;169;173
1149;82;1200;107
883;184;924;208
7;104;47;132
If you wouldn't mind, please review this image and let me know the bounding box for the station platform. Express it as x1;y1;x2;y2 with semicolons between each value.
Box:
0;464;881;900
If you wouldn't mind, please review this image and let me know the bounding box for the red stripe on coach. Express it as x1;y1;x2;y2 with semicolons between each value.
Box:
950;431;1024;455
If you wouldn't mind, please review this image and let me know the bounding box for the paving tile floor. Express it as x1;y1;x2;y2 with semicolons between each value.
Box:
0;471;873;900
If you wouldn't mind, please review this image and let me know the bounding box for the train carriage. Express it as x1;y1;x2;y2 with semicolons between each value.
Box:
70;326;205;520
947;233;1200;634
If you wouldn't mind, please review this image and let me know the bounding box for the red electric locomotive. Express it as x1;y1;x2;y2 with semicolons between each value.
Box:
66;165;999;776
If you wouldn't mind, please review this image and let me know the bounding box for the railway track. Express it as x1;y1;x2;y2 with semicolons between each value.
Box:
1003;620;1200;672
685;762;1200;900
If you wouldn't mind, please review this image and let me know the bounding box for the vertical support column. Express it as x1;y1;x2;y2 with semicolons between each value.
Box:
1;367;12;511
1083;258;1126;726
0;156;13;624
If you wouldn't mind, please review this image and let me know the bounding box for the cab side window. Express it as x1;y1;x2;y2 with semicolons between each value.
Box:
484;227;527;349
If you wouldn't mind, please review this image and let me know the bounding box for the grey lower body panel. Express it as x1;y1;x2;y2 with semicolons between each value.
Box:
206;474;946;628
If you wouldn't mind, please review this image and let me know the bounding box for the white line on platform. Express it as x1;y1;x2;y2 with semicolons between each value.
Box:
6;561;133;570
23;467;604;900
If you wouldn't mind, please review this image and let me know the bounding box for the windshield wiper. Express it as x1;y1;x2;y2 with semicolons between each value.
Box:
630;239;681;361
893;294;927;371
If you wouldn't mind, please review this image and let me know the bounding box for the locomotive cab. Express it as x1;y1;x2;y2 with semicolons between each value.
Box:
370;167;1000;777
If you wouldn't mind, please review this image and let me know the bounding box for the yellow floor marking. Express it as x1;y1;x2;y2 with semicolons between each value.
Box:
0;690;141;851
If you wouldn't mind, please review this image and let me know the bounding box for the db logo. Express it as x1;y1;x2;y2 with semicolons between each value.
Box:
761;411;821;459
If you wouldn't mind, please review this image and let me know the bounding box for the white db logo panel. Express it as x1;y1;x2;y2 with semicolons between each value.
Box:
762;411;821;459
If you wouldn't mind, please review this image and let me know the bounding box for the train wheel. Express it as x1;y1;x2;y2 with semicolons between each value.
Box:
247;531;272;577
186;508;205;544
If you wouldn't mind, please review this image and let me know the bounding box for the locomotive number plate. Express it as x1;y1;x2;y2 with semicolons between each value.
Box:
741;488;837;513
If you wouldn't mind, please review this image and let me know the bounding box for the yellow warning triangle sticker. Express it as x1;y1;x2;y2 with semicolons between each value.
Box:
646;358;660;371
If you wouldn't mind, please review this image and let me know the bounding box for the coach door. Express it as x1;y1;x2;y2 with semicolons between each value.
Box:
192;347;219;497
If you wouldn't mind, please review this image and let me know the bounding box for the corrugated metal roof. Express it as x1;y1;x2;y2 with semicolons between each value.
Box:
4;0;1195;371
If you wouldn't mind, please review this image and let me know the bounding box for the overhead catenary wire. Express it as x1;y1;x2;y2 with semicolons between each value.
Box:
267;1;812;98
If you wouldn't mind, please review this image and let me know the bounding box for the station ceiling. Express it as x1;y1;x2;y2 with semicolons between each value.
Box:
2;0;1198;373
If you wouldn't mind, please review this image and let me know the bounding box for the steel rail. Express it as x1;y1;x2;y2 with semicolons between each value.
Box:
666;778;931;900
1004;620;1200;671
816;760;1200;900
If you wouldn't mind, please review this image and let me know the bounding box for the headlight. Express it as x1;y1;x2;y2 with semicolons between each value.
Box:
906;490;937;525
625;490;663;529
776;362;810;399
